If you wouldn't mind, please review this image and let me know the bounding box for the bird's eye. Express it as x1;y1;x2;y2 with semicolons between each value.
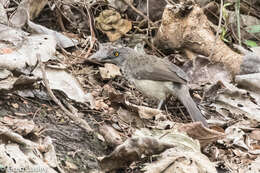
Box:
114;51;119;57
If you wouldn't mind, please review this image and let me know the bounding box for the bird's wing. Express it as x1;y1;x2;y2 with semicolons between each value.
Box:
132;55;189;84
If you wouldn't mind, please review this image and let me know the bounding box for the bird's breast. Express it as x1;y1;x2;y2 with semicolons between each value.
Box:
131;79;175;100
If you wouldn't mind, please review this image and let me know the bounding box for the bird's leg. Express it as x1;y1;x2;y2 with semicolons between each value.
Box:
157;100;164;110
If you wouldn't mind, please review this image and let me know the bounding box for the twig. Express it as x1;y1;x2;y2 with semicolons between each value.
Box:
0;127;38;148
36;54;93;133
84;3;97;59
177;103;189;122
164;0;176;4
133;26;158;32
33;107;41;120
56;8;66;32
40;129;81;142
54;2;79;30
121;0;154;26
159;132;171;139
235;0;241;45
144;38;166;57
147;0;150;37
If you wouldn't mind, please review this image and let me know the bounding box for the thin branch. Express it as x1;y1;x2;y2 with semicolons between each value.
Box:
235;0;241;45
147;0;150;37
36;54;93;134
84;3;97;59
0;127;38;148
121;0;154;26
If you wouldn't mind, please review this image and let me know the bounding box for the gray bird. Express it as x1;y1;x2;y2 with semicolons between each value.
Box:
90;44;208;127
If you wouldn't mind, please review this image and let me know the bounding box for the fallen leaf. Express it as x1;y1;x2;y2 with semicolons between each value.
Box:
11;103;19;109
99;136;175;171
249;130;260;141
138;106;166;120
65;161;78;170
95;100;109;111
96;9;132;42
99;124;123;147
143;148;217;173
179;122;225;147
0;48;14;54
99;63;121;80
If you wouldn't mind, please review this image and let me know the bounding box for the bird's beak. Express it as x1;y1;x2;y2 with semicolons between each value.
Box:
89;49;106;62
89;44;113;63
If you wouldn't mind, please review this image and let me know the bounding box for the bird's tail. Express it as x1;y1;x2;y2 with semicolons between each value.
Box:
176;85;208;127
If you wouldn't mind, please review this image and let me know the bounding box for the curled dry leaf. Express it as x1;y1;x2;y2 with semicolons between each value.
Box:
124;100;167;120
98;124;123;147
107;89;167;121
28;21;79;48
210;81;260;123
99;128;207;171
33;66;90;103
94;99;109;111
98;136;175;171
223;123;250;150
96;9;132;42
117;107;144;129
64;161;78;171
142;148;217;173
137;106;166;120
99;63;121;80
179;122;225;147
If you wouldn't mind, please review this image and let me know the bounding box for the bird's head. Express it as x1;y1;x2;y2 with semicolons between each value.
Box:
89;44;133;66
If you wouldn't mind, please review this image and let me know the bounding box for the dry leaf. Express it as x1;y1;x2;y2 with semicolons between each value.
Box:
11;103;19;109
96;10;132;42
99;124;123;147
249;130;260;141
143;148;217;173
179;122;225;147
99;63;121;80
99;136;175;171
65;161;78;170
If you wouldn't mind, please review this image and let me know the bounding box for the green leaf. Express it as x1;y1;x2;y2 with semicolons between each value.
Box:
222;3;232;20
221;27;230;42
246;25;260;33
244;40;258;47
223;2;232;8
